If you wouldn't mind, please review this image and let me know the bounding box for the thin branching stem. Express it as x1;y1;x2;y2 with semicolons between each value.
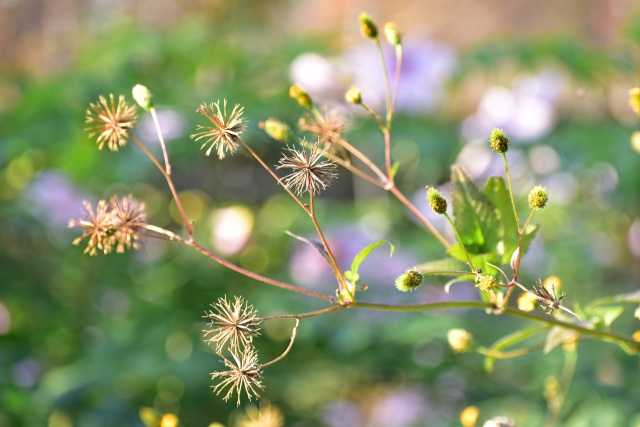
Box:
150;107;171;175
389;45;402;127
444;212;475;270
258;304;345;322
261;319;300;368
375;38;393;126
502;153;521;230
514;209;536;281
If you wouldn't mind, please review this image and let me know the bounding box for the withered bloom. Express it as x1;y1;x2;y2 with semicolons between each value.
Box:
85;94;138;151
68;200;115;256
211;346;264;406
109;195;147;253
276;140;338;195
298;107;347;145
204;296;261;352
191;100;246;159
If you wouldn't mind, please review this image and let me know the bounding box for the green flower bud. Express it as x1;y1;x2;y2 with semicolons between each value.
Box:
528;185;548;209
426;187;447;214
475;274;496;292
132;84;154;110
358;12;378;39
344;85;362;104
383;22;401;46
260;118;291;142
489;128;509;154
289;83;313;108
395;270;423;292
447;329;472;353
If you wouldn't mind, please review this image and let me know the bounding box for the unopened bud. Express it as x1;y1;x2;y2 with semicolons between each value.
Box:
344;85;362;104
475;274;496;292
358;12;378;39
460;406;480;427
426;187;447;214
394;270;423;292
260;118;291;142
139;407;159;427
289;83;313;108
517;292;537;312
132;84;154;110
447;328;472;353
160;414;179;427
528;185;548;209
630;87;640;115
383;22;401;46
490;128;509;154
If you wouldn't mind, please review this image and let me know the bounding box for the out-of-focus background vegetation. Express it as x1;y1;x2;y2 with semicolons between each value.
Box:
2;1;640;426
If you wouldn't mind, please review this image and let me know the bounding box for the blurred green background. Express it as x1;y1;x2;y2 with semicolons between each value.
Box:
2;1;640;426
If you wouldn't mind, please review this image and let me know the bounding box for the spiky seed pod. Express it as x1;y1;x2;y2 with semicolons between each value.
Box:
426;187;447;214
358;12;378;39
489;128;509;154
85;94;138;151
344;85;362;104
394;270;423;292
475;275;496;292
528;185;548;209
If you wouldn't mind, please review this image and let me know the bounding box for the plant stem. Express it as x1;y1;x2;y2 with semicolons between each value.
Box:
513;209;536;281
375;38;393;127
389;45;402;127
131;135;192;236
185;239;334;302
258;304;345;322
444;212;475;270
150;107;171;175
261;319;300;368
502;153;521;230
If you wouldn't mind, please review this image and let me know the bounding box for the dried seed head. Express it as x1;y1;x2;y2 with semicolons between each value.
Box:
383;22;401;46
260;118;291;142
426;187;447;214
528;185;548;209
394;270;423;292
276;140;338;195
68;200;115;256
132;84;154;110
191;100;246;159
298;107;347;146
85;94;138;151
109;195;147;253
489;128;509;154
358;12;378;39
447;329;472;353
289;84;313;108
475;274;496;292
344;85;362;104
203;296;261;352
211;346;264;406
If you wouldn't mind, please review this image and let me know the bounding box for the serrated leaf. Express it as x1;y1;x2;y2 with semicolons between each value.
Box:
451;166;501;255
349;240;394;279
485;176;520;264
544;326;579;354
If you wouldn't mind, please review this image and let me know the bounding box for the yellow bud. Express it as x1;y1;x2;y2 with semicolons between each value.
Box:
460;405;479;427
383;22;401;46
447;328;472;353
160;413;179;427
132;84;154;110
289;83;312;108
344;85;362;104
517;292;538;312
629;87;640;115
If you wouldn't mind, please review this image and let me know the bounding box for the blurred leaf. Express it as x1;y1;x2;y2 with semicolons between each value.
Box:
415;258;469;275
390;161;401;180
286;231;331;265
588;305;625;328
451;166;501;255
481;325;548;372
544;326;579;354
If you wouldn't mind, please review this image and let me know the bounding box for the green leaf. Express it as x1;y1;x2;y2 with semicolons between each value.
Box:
520;223;539;256
482;325;549;372
414;258;469;275
348;240;394;281
451;166;501;255
484;176;520;264
588;305;625;328
390;161;401;180
635;306;640;320
544;326;579;354
445;245;500;276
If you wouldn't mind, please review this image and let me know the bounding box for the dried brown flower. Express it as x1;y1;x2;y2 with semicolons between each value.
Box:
204;296;261;352
191;100;246;159
298;107;347;145
68;200;115;256
109;195;147;253
276;140;338;195
85;94;138;151
211;346;263;406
